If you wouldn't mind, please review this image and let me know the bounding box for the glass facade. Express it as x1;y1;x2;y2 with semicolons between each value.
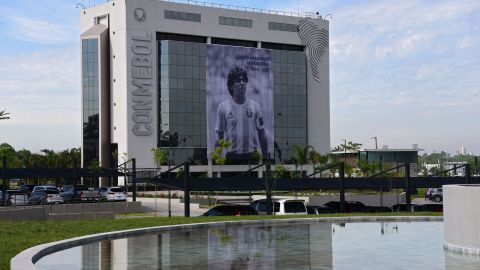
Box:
82;38;99;167
272;50;307;162
158;39;208;164
157;37;307;165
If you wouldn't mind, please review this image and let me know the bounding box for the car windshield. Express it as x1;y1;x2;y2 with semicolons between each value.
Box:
76;186;89;191
110;188;124;193
45;190;60;194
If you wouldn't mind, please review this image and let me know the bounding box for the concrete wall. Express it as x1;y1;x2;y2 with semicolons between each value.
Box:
444;185;480;254
0;202;142;221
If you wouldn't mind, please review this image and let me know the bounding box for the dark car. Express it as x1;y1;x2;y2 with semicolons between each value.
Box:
323;201;369;213
430;188;443;202
203;205;258;216
0;191;12;206
307;205;335;214
368;206;393;213
392;203;431;212
28;191;48;205
19;184;38;195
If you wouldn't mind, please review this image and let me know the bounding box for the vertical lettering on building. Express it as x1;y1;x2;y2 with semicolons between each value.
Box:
131;31;153;136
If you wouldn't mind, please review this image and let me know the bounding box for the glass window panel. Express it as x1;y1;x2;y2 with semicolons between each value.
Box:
93;64;98;76
178;102;185;112
177;42;184;55
170;78;178;89
168;64;177;78
185;55;192;66
185;65;192;78
184;42;192;55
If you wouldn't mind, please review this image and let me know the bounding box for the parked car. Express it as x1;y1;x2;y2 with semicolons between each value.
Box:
392;203;431;212
28;189;64;205
323;201;370;213
19;184;38;195
250;199;307;215
423;203;443;212
429;188;443;202
62;185;100;202
307;205;335;214
96;187;127;202
9;190;29;206
28;191;48;205
202;205;258;216
368;206;393;213
33;185;59;193
0;191;13;206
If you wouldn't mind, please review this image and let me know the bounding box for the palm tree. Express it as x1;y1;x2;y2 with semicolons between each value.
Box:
293;144;314;177
210;139;231;178
0;109;10;120
151;147;167;172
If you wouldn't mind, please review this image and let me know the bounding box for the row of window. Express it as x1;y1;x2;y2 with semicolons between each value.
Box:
157;33;304;52
164;10;298;33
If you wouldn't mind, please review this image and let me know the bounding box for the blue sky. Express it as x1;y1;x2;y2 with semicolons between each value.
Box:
0;0;479;155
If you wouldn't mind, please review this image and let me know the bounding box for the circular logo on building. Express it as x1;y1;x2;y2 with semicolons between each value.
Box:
134;8;146;22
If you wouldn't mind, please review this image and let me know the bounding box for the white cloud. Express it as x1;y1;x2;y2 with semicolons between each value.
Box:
0;47;80;126
457;35;480;49
6;15;76;45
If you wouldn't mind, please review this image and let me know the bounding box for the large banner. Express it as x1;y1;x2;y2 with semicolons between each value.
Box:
207;44;274;160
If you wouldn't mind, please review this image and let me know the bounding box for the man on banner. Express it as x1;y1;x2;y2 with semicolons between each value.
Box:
215;66;268;161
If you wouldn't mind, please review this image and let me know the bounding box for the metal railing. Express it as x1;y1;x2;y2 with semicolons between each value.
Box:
160;0;317;18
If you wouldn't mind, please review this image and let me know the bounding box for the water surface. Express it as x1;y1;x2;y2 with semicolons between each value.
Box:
36;221;480;269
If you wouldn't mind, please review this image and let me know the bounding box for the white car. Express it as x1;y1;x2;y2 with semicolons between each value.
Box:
97;187;127;202
45;190;64;204
9;191;29;206
250;198;307;215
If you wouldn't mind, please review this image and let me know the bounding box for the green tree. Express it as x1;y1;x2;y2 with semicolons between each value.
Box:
332;141;362;152
151;148;168;168
88;159;102;187
0;143;17;167
272;165;288;179
210;139;231;178
293;144;314;177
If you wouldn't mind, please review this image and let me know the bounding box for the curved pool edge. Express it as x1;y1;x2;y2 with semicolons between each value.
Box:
443;241;480;255
11;216;443;270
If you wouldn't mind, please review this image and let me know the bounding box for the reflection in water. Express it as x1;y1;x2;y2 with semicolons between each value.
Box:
35;221;480;270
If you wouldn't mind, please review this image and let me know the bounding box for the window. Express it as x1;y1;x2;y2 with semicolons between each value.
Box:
268;22;298;32
285;201;306;213
219;16;252;28
164;10;201;22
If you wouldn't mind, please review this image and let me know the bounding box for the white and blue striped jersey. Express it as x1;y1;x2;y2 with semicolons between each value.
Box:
215;97;264;154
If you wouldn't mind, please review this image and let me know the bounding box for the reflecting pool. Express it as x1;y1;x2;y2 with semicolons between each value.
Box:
36;221;480;269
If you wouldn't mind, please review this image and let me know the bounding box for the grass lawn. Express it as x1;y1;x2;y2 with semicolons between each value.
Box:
1;212;442;269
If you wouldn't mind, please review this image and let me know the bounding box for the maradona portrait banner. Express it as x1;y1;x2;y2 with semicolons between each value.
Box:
206;44;274;161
